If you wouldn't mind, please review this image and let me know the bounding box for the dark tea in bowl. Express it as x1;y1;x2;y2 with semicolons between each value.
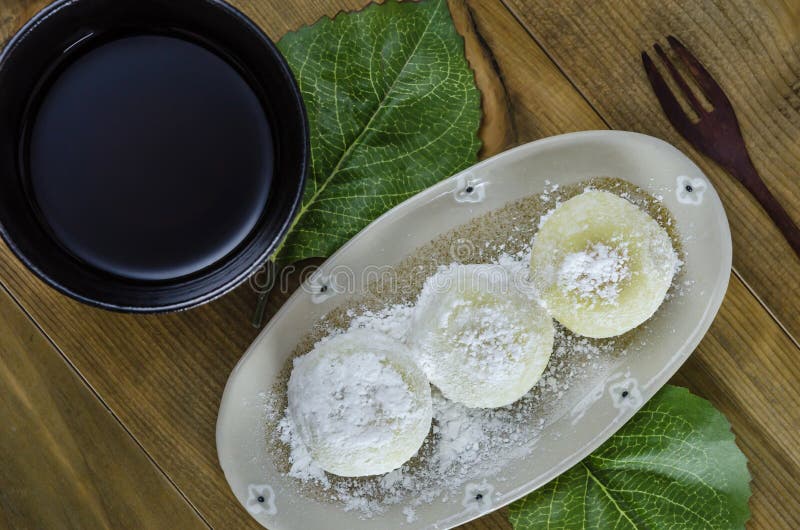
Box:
0;0;308;312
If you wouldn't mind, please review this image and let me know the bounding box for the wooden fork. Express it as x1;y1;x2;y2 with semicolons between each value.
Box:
642;35;800;259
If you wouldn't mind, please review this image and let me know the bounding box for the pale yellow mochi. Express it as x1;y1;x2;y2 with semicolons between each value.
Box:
408;264;554;408
530;190;678;338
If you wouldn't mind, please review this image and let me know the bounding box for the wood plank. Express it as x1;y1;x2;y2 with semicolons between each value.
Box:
1;1;797;529
0;286;207;530
0;0;45;48
445;0;606;158
504;0;800;345
0;269;266;528
669;276;800;530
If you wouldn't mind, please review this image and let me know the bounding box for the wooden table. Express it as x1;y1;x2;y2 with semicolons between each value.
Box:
1;0;798;528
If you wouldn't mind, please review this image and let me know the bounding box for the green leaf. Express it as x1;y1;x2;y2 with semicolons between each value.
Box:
509;386;751;530
275;0;481;264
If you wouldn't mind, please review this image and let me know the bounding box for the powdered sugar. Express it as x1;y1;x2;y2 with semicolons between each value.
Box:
286;331;432;477
272;252;623;518
278;414;329;486
558;241;631;304
347;304;414;343
408;264;554;408
443;299;529;372
266;178;686;520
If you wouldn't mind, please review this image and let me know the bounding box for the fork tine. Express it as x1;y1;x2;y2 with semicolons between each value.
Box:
653;43;706;116
667;35;731;107
642;51;696;139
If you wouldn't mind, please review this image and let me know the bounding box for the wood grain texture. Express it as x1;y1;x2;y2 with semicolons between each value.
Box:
0;262;266;527
0;0;44;47
0;0;798;529
447;0;606;158
0;286;207;530
668;276;800;530
504;0;800;345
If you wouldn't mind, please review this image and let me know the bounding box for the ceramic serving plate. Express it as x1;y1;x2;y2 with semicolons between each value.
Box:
217;130;731;529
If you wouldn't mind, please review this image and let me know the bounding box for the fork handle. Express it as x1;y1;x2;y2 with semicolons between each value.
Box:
729;155;800;260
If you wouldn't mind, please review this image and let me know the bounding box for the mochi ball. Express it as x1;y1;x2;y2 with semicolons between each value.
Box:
408;264;554;408
287;330;432;477
530;190;678;338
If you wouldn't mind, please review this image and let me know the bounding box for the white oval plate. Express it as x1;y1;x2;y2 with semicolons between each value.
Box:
216;131;731;530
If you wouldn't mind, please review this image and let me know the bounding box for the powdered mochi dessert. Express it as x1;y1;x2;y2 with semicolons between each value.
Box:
408;264;555;408
287;330;433;477
530;190;678;338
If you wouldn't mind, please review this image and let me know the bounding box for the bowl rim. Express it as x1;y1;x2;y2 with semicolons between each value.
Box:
0;0;309;313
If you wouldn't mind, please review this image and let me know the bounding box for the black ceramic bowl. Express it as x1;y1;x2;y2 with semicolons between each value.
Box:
0;0;308;312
